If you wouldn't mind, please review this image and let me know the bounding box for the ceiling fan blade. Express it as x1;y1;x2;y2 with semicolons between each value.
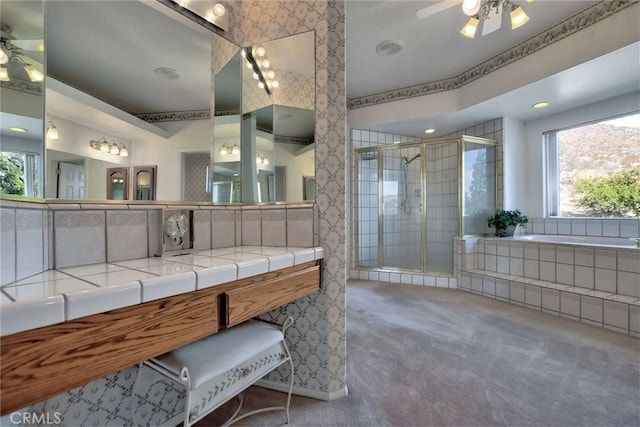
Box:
416;0;463;20
12;39;44;52
21;54;43;71
481;2;503;35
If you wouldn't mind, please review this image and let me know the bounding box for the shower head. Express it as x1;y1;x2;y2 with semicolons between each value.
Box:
403;153;421;165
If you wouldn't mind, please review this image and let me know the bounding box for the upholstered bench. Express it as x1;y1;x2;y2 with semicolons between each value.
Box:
132;318;294;426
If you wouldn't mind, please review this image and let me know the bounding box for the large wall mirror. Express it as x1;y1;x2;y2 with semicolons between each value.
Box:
1;0;314;204
212;31;315;204
0;0;45;198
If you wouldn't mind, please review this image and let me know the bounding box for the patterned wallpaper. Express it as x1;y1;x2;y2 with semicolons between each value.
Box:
272;71;315;111
223;0;347;396
183;152;211;202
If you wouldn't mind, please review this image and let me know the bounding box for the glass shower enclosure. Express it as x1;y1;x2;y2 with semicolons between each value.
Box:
355;136;496;274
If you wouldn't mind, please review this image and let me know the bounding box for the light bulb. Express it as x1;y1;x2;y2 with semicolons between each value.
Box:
266;70;275;79
258;82;264;89
119;145;128;157
252;72;259;80
271;80;279;88
261;59;271;68
255;46;266;57
462;0;481;16
256;156;262;165
263;157;269;165
0;67;9;82
176;0;190;6
0;44;9;65
205;9;215;22
100;140;110;152
213;4;225;16
246;61;253;69
110;143;120;155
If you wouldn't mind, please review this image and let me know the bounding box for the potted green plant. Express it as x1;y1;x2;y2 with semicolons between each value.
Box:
487;209;528;237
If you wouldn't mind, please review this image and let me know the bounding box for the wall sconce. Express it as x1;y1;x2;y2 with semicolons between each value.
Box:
89;138;128;157
46;121;59;140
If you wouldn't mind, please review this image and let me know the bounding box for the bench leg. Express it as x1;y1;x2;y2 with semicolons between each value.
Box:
221;340;295;427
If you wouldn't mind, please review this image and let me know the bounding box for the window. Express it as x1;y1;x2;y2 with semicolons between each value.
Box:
544;112;640;217
0;150;40;198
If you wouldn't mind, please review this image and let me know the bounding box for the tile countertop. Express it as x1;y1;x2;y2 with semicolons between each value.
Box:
0;246;324;337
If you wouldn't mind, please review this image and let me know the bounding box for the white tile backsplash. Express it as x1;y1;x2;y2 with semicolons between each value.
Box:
55;211;106;268
1;208;16;285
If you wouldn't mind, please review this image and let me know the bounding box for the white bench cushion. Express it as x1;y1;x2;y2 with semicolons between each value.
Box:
152;320;284;390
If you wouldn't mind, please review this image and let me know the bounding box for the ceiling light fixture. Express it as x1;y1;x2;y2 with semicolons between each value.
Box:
532;101;549;109
460;0;531;38
424;128;436;134
46;121;59;140
375;40;405;56
0;39;44;82
10;127;27;133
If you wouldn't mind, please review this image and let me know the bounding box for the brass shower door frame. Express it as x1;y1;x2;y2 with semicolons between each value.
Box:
354;135;497;275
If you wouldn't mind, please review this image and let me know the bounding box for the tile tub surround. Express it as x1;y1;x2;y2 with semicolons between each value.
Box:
456;236;640;336
0;246;324;337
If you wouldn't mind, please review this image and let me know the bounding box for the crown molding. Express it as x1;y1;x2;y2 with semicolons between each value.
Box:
0;78;42;96
134;110;210;123
275;135;314;145
214;109;241;117
348;1;635;110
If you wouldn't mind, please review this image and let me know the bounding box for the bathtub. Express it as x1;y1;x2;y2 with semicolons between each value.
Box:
514;234;638;249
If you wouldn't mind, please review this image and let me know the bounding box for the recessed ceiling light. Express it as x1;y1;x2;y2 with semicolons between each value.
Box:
154;67;181;79
532;101;550;109
376;40;405;56
10;127;27;133
424;128;435;134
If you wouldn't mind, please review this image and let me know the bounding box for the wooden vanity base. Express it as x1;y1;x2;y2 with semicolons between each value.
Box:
0;260;320;415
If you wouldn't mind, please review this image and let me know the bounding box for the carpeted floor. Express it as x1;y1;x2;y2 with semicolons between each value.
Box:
198;279;640;426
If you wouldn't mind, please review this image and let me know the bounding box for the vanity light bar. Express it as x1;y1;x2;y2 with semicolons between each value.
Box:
244;47;272;96
89;138;129;157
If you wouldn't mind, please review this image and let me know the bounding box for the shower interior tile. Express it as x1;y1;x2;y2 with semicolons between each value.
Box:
482;276;495;296
525;284;542;308
574;247;594;267
509;282;525;303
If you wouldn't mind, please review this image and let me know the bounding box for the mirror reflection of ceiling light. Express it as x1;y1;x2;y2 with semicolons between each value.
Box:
532;101;549;109
89;138;128;156
174;1;228;31
424;128;435;134
23;63;44;82
0;44;9;64
220;143;240;155
10;127;27;133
